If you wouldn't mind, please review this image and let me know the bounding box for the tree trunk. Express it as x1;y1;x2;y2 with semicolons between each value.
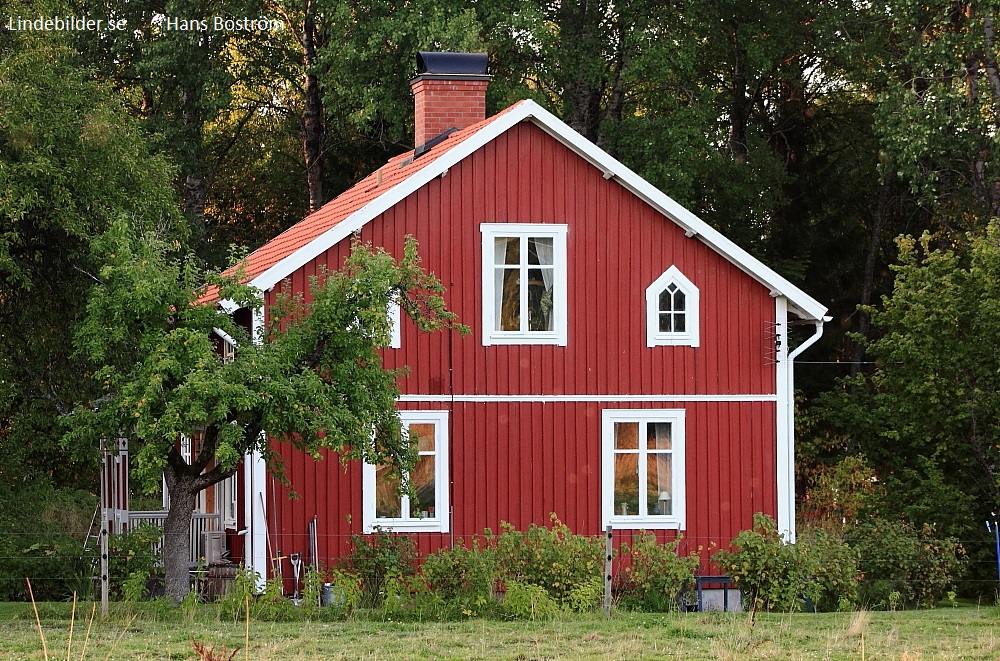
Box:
162;470;198;605
301;0;325;212
851;175;891;378
160;430;235;605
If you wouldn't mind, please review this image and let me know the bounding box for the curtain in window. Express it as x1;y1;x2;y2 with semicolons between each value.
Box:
529;237;554;331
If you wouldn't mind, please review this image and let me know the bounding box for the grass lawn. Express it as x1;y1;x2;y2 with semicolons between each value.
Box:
0;602;997;660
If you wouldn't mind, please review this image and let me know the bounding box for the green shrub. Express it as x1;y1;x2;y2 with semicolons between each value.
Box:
501;580;559;620
108;524;163;599
795;527;859;612
716;513;807;612
381;575;450;620
619;534;700;612
850;518;966;608
320;569;363;616
343;529;417;607
421;539;497;616
490;514;603;608
0;486;97;601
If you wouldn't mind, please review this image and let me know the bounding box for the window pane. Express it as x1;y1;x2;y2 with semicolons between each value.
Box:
614;453;639;517
494;237;519;265
527;268;554;331
659;312;673;333
496;268;520;330
658;289;672;313
674;313;685;332
647;423;672;450
375;465;401;518
647;454;673;516
410;423;435;452
614;422;639;449
528;237;554;265
673;289;685;311
409;455;435;517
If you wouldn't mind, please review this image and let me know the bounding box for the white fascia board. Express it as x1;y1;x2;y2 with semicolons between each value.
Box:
248;104;538;294
248;99;828;323
517;103;828;322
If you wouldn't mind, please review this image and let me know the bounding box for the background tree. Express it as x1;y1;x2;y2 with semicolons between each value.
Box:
0;30;183;597
822;225;1000;575
67;222;465;602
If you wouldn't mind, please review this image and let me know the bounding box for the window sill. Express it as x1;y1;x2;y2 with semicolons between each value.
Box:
364;520;447;533
484;332;566;346
606;516;684;530
647;333;699;348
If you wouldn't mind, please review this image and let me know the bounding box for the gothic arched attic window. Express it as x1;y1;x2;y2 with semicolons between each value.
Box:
645;266;699;347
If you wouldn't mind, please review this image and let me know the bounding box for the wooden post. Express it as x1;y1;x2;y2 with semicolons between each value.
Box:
100;512;109;617
99;440;109;616
604;525;613;618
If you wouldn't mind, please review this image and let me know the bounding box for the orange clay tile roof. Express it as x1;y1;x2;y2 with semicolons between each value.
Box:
199;100;529;304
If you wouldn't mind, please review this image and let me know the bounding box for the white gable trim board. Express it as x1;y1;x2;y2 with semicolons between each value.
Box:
247;100;827;324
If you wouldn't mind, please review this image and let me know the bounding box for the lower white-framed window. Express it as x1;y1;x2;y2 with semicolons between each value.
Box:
601;409;685;529
362;410;449;533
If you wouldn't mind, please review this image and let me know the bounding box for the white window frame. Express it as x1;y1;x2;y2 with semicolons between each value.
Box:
601;408;686;530
362;410;449;533
388;300;401;349
645;265;700;347
480;223;568;346
221;472;239;529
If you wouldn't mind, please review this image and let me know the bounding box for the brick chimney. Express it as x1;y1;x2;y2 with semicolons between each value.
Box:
411;52;490;149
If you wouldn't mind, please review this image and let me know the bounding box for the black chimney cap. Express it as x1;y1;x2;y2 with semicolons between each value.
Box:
416;52;488;76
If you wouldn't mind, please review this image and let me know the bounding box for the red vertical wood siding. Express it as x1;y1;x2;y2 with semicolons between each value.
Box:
264;121;782;571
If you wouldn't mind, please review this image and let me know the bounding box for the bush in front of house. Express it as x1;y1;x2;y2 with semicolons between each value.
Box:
490;514;605;612
715;513;861;612
617;533;700;612
421;538;497;616
716;513;808;612
794;526;860;612
343;528;418;607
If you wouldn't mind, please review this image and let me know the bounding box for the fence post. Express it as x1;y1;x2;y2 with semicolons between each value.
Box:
100;511;109;617
604;525;613;618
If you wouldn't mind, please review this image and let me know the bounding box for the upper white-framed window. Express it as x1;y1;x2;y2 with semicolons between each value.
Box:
362;410;449;533
481;223;568;346
645;265;699;347
601;409;686;530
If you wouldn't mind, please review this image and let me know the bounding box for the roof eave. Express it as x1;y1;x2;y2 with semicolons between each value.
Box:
250;99;827;322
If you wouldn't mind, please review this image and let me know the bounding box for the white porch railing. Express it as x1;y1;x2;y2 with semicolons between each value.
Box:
125;511;224;565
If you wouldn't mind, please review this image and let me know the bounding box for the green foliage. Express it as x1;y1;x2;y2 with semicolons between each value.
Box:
343;530;418;608
500;581;559;621
0;485;96;601
794;527;860;612
850;517;966;609
618;534;700;612
108;524;163;599
320;569;363;616
0;38;182;500
421;539;497;615
380;575;450;621
823;225;1000;582
716;513;808;612
490;514;604;609
66;219;463;602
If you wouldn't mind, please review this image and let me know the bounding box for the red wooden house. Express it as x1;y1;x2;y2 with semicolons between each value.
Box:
221;53;828;579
